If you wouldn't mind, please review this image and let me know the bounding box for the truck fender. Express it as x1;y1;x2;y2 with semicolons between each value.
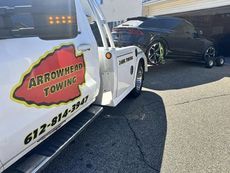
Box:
135;47;148;73
132;47;148;89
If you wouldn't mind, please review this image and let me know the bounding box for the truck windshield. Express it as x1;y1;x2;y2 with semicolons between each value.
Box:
0;0;77;40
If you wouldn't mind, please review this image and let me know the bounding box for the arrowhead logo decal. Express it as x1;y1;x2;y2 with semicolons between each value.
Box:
11;44;86;107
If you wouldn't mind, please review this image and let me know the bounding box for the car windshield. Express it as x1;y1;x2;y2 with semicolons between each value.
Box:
0;0;77;39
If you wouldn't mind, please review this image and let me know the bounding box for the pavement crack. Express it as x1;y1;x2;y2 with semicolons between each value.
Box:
169;93;230;107
123;114;160;173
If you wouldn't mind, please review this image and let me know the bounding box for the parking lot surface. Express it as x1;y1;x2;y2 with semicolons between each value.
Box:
43;61;230;173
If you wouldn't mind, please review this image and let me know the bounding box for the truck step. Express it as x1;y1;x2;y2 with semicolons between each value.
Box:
4;105;103;173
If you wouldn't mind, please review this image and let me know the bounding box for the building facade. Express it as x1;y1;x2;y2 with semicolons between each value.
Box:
99;0;142;28
143;0;230;16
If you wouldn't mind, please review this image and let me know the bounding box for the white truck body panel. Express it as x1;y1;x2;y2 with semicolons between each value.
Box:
0;0;100;169
0;0;147;171
96;46;147;107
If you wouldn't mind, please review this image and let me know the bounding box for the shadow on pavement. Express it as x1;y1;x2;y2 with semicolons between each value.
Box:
144;60;230;91
43;91;167;173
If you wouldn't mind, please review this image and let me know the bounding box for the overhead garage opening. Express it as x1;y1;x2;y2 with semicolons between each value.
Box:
169;6;230;57
143;0;230;57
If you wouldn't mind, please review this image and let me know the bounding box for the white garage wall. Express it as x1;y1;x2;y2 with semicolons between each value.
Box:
143;0;230;16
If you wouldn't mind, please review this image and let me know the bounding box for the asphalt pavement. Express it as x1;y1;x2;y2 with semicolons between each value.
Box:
43;60;230;173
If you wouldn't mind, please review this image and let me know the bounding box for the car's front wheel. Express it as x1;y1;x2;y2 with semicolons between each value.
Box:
147;41;165;65
204;46;216;68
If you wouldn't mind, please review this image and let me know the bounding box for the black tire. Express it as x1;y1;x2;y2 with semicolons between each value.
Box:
204;46;216;68
215;56;225;66
130;62;144;97
147;41;166;65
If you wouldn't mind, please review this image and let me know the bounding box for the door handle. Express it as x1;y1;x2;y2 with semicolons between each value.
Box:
77;44;91;52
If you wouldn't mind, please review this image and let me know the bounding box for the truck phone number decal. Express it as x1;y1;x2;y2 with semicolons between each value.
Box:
11;44;86;107
24;95;89;145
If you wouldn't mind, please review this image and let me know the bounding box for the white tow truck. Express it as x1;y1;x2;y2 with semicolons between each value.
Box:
0;0;147;172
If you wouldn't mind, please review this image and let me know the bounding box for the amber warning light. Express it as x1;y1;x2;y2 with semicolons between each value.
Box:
49;16;73;25
105;52;112;59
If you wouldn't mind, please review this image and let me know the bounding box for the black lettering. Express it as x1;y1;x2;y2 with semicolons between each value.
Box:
55;82;64;91
62;109;68;118
44;73;50;83
51;72;57;80
51;117;58;126
39;124;47;135
65;67;70;75
73;77;77;83
67;78;73;86
50;86;56;93
75;64;79;71
56;69;65;78
70;66;74;73
29;78;37;89
79;63;83;70
37;75;44;86
64;80;67;87
119;59;126;65
44;87;50;97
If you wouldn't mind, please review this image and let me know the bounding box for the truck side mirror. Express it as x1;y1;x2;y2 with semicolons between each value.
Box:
32;0;78;40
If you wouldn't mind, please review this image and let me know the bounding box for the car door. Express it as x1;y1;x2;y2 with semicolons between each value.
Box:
182;21;204;57
167;21;201;57
166;22;185;55
157;19;186;56
0;0;100;169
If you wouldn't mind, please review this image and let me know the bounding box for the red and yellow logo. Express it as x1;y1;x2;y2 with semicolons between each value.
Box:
11;44;86;107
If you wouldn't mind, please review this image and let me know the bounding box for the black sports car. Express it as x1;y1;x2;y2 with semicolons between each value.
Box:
112;16;225;68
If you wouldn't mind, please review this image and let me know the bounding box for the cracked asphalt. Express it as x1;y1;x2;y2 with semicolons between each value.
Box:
43;60;230;173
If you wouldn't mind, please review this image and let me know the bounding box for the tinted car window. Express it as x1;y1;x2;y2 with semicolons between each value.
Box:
0;0;77;40
140;18;181;29
182;21;196;34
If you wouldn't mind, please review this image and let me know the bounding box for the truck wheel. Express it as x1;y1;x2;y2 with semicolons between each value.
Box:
130;63;144;97
215;56;225;66
204;46;216;68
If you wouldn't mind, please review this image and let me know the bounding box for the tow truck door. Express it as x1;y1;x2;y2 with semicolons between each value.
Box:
0;0;99;169
116;47;136;97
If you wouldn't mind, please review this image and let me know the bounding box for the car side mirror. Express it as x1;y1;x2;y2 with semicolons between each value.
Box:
199;30;203;36
194;30;203;38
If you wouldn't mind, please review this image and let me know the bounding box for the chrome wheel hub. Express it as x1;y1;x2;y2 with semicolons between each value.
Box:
148;42;163;64
205;47;216;59
220;58;224;64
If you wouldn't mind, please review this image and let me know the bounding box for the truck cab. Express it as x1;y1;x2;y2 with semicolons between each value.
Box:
0;0;147;172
